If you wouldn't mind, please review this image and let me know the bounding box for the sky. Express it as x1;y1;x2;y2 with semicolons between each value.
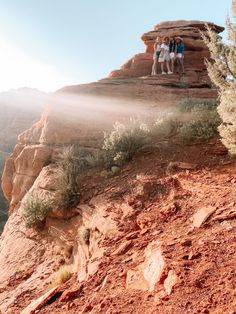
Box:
0;0;233;92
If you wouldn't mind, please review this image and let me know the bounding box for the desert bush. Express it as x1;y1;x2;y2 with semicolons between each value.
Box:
53;146;81;212
177;98;218;112
53;265;71;286
22;191;52;229
102;122;149;167
150;115;180;139
179;105;221;144
85;150;104;168
202;0;236;154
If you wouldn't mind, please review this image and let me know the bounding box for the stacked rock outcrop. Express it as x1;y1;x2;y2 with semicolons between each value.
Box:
109;20;224;87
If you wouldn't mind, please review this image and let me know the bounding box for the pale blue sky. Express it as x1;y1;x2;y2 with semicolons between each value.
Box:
0;0;232;92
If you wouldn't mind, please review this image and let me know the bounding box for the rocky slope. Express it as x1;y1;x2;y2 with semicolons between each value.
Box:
1;20;235;314
0;88;47;232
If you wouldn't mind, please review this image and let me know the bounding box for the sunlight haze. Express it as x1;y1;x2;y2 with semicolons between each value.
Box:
0;0;232;92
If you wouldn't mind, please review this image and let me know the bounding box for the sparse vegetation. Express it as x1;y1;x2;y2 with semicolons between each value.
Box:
177;98;218;112
150;115;180;139
102;121;149;167
85;150;104;168
21;101;222;231
202;0;236;155
22;191;52;229
53;265;71;286
53;146;82;212
179;104;221;144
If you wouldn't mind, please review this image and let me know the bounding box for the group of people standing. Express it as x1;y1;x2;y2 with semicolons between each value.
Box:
151;36;185;75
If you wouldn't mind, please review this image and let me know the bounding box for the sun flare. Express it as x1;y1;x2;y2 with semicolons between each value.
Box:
0;38;67;92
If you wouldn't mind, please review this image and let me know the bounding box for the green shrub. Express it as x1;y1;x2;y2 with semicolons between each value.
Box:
102;122;149;167
53;266;71;286
179;105;221;144
150;115;180;140
177;98;218;112
53;146;81;212
22;191;51;229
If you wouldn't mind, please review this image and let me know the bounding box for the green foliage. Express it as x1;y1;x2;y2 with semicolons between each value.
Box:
102;122;149;167
177;98;218;112
22;191;51;229
179;105;221;144
53;266;71;286
202;0;236;154
150;115;180;139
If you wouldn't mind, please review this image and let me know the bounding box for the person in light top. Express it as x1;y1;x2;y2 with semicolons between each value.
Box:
175;37;185;74
151;37;162;75
169;37;176;73
158;37;173;75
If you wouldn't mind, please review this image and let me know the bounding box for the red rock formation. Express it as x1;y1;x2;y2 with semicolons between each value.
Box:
1;20;233;314
109;20;224;87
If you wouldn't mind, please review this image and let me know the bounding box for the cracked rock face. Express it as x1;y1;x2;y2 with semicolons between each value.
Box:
126;241;165;292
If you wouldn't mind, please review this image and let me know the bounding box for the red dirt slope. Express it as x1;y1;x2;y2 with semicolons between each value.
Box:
25;138;236;314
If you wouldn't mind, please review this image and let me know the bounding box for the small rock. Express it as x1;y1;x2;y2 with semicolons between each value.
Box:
180;239;192;247
140;228;148;235
60;284;83;302
111;166;120;174
160;203;178;217
188;251;202;260
111;240;133;256
82;304;93;312
166;161;197;175
164;270;178;295
192;206;217;228
126;231;138;240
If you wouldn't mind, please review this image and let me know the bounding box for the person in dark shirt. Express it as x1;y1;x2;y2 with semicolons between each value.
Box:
169;37;176;73
175;37;185;74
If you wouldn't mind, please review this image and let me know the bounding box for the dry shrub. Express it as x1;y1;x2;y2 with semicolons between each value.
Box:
179;105;221;144
102;122;149;167
53;265;71;286
53;146;81;212
22;191;52;229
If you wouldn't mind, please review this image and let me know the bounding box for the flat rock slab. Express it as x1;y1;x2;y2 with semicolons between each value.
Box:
192;206;217;228
21;286;59;314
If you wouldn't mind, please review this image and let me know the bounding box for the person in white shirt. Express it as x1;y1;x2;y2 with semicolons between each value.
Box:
151;37;162;75
158;37;173;75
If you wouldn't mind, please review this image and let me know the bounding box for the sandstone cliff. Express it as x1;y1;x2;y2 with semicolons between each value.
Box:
1;20;235;314
0;88;47;233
